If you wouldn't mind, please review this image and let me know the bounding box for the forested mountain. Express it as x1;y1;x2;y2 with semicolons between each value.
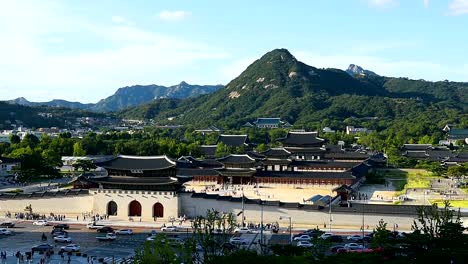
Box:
0;102;108;129
90;82;223;112
7;82;223;113
120;49;468;131
8;97;93;109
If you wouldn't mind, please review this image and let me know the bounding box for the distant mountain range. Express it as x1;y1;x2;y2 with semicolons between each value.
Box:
7;82;223;112
120;48;468;128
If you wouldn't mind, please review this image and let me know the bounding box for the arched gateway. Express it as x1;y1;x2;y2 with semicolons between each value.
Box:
107;201;118;216
128;200;142;217
153;202;164;218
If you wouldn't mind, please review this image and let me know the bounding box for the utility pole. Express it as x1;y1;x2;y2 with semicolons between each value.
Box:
241;188;245;227
260;200;264;252
362;203;365;248
329;190;332;233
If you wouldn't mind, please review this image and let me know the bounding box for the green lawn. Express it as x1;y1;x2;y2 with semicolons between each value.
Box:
430;199;468;208
375;169;434;196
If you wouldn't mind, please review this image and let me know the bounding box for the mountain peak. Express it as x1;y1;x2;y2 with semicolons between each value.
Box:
179;81;189;86
261;48;296;62
346;64;378;77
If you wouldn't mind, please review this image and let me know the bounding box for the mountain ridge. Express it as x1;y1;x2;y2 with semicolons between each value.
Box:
119;48;468;128
7;82;223;113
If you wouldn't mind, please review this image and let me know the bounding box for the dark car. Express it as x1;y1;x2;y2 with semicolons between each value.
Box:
97;226;114;233
304;229;324;237
51;229;68;236
32;244;53;252
328;235;344;242
0;222;15;228
362;235;372;242
54;224;70;230
221;242;236;250
330;245;345;253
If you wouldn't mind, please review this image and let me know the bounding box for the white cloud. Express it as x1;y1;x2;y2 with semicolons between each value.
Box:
158;10;191;22
423;0;429;8
448;0;468;15
368;0;399;8
111;16;125;23
0;2;226;102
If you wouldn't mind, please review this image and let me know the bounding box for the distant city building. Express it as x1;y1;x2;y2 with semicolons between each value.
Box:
346;126;370;135
0;157;20;177
194;126;223;134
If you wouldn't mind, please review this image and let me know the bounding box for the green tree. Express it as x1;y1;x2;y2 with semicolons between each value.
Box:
73;142;86;156
72;159;97;173
9;134;20;144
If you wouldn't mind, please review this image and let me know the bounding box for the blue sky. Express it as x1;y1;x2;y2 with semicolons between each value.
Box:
1;0;468;103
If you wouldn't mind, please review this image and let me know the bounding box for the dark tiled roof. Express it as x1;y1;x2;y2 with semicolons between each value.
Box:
217;154;256;164
95;155;175;170
402;144;432;151
216;168;256;177
176;168;219;177
246;151;266;160
289;160;360;169
90;176;179;186
403;151;428;158
0;189;89;199
426;150;454;160
261;148;291;158
254;118;281;125
351;163;371;177
278;132;324;147
200;145;217;157
255;171;355;179
217;134;248;147
284;147;326;154
323;152;369;160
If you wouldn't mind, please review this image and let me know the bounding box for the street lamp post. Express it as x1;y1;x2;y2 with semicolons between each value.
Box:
280;216;292;245
260;200;264;252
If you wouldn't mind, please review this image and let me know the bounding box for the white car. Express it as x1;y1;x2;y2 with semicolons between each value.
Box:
33;220;49;226
297;241;313;248
0;228;12;235
320;232;333;239
234;227;252;234
344;243;365;250
54;235;72;243
347;235;363;241
60;244;80;252
116;229;133;235
146;235;156;241
293;234;311;241
229;237;248;245
161;226;178;232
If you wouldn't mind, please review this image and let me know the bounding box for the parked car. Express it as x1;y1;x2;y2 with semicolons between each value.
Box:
54;235;72;243
97;226;114;233
330;245;345;253
234;227;252;234
0;222;15;228
344;243;365;250
87;222;104;229
0;228;12;235
116;229;133;235
161;226;178;232
320;232;333;239
33;220;50;226
297;241;313;248
229;237;249;245
60;244;80;252
54;224;70;230
31;244;53;252
304;229;324;237
293;234;311;241
347;235;363;241
96;233;117;241
329;235;344;242
51;229;68;237
146;235;157;241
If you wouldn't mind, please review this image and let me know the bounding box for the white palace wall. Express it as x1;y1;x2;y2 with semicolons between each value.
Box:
91;189;179;221
0;195;94;215
179;193;418;229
